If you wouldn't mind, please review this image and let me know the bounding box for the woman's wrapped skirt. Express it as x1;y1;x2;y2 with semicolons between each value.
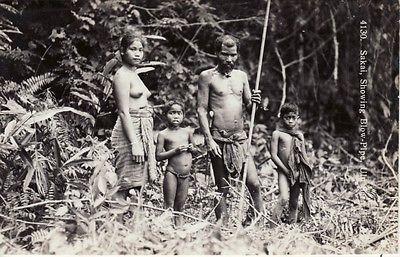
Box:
111;107;156;189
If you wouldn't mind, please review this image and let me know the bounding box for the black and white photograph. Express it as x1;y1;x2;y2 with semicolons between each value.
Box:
0;0;398;255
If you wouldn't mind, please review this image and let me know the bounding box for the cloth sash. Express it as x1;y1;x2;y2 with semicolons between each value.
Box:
111;106;156;189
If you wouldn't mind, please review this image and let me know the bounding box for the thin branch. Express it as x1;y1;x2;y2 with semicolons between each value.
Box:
284;20;351;69
105;200;231;231
13;199;90;211
178;24;204;63
376;198;398;233
0;193;8;206
275;47;287;118
130;4;161;11
176;32;216;58
134;16;261;28
330;9;339;88
223;178;278;226
381;125;398;182
35;43;53;75
321;131;362;163
0;213;54;227
276;9;318;44
365;225;398;246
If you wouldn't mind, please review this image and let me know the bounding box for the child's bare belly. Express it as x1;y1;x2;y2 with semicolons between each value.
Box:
168;153;192;174
277;146;290;169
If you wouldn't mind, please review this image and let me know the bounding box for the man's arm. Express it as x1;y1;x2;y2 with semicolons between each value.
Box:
270;131;290;176
242;72;261;110
196;71;222;157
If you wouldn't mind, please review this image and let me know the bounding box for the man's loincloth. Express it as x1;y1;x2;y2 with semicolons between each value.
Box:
211;129;249;178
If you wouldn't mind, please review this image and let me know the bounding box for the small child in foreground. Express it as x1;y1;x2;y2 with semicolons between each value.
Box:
270;103;312;224
156;101;198;226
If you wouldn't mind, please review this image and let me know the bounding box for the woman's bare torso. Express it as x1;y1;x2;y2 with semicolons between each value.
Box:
119;66;151;109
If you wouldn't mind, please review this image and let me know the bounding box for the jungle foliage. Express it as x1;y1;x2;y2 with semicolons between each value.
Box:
0;0;398;254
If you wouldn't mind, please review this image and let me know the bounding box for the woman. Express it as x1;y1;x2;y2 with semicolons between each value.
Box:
111;31;156;200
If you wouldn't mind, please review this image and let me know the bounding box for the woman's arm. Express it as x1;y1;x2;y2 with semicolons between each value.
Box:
113;70;144;162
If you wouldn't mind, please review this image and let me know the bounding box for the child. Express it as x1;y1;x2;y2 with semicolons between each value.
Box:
156;101;197;226
270;103;312;224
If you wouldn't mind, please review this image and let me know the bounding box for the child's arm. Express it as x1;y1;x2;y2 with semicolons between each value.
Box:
270;131;290;176
300;133;307;154
156;132;187;161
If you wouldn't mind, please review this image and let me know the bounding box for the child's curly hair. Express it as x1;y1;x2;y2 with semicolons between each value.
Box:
280;103;299;117
163;100;185;115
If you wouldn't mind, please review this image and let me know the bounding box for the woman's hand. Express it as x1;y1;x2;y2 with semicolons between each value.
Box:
131;145;145;163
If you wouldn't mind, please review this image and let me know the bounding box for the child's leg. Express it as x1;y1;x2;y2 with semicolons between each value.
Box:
301;183;311;220
288;182;301;224
163;172;178;210
173;177;190;227
272;171;290;221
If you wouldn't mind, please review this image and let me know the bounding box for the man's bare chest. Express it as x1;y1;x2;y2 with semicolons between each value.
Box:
210;76;244;96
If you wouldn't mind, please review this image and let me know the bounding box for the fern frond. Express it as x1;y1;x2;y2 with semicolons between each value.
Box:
2;169;14;191
0;49;26;64
0;3;20;15
21;73;57;95
49;114;76;147
46;181;55;200
1;80;20;94
30;229;50;244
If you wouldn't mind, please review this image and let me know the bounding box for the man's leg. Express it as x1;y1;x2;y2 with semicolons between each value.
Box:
245;156;263;216
163;172;178;210
210;155;229;222
288;182;301;224
174;177;189;227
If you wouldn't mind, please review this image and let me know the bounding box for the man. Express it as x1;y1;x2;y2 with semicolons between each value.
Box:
197;35;263;223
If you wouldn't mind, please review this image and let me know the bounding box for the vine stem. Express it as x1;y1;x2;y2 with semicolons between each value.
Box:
35;43;53;75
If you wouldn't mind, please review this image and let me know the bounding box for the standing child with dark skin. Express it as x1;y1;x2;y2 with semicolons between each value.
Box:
270;103;312;224
156;101;197;227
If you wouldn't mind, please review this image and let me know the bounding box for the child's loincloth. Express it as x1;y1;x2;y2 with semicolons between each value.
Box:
211;129;249;178
111;106;156;189
166;166;191;179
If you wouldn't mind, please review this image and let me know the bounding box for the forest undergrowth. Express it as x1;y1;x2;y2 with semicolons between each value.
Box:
0;0;399;254
0;122;398;255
